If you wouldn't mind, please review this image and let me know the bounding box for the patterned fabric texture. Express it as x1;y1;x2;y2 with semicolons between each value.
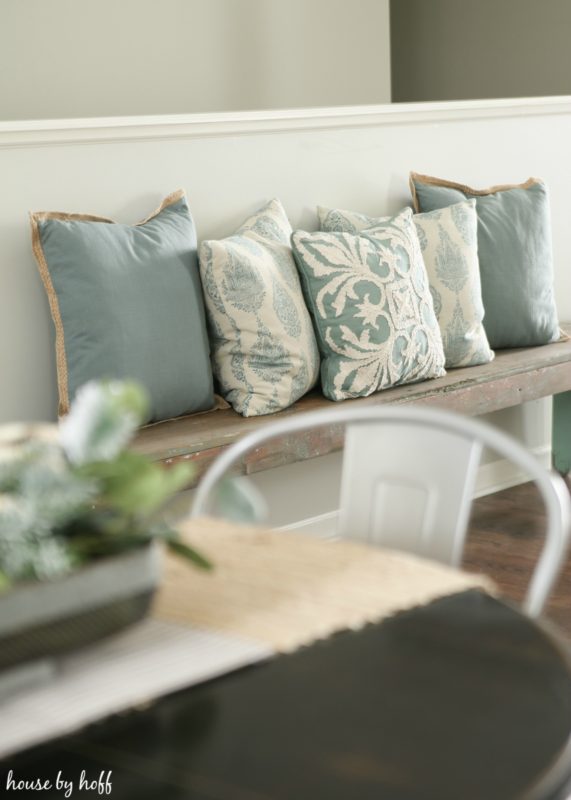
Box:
319;201;494;368
199;199;320;416
292;208;446;402
410;173;560;349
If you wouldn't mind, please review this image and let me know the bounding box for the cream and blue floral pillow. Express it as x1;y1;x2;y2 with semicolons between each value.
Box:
292;208;446;402
199;199;320;416
319;201;494;369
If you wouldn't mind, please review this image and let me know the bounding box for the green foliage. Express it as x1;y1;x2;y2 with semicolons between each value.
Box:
78;453;191;518
164;537;213;571
0;381;210;590
59;381;149;466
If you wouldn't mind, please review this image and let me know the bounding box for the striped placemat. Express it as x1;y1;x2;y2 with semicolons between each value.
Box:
0;619;272;759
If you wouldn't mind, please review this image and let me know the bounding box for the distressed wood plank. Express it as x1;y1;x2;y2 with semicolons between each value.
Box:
553;391;571;475
132;324;571;486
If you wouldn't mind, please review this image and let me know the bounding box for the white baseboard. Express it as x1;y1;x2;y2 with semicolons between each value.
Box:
278;444;552;537
473;444;551;498
278;510;339;540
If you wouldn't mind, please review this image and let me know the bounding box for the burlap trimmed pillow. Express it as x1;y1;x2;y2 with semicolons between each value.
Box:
31;191;215;424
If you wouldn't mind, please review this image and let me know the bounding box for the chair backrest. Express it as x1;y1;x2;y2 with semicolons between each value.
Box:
191;406;571;617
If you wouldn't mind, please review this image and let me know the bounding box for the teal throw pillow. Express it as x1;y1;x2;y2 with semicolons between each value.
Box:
31;191;215;424
292;208;446;402
410;173;560;349
199;199;320;416
319;201;494;369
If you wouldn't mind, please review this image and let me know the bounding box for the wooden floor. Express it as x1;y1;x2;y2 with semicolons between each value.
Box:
464;476;571;638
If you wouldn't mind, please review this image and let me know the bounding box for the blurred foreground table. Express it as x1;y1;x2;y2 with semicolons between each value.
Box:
2;521;571;799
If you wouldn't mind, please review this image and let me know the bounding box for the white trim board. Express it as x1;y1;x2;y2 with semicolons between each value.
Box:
0;96;570;148
277;446;552;538
474;444;552;498
278;511;340;540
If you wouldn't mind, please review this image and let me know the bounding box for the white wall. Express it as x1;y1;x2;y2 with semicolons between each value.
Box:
0;0;391;120
0;99;566;524
0;99;567;430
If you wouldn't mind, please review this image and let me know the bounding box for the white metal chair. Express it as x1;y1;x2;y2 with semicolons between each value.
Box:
191;406;571;617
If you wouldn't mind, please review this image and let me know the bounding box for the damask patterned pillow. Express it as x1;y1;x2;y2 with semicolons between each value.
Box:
319;201;494;368
199;199;320;416
291;208;446;402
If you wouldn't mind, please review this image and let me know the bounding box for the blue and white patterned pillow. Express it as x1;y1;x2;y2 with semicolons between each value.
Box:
199;199;320;416
292;208;446;402
319;201;494;368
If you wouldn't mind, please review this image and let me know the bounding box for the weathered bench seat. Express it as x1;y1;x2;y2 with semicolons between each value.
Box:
132;323;571;487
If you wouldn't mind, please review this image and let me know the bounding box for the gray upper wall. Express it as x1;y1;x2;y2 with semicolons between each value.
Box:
4;0;571;122
390;0;571;103
0;0;390;121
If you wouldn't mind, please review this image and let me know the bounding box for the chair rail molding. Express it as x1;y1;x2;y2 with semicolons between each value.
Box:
1;96;570;149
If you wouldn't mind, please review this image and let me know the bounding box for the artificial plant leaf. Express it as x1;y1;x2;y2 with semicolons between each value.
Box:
155;462;196;499
81;453;194;517
21;462;97;528
166;537;213;570
67;530;153;558
60;381;150;466
0;453;28;492
1;379;209;585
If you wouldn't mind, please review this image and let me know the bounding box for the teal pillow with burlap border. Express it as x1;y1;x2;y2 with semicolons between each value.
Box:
410;173;560;349
31;190;216;424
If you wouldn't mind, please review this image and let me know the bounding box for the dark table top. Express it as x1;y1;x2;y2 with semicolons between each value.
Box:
3;590;571;800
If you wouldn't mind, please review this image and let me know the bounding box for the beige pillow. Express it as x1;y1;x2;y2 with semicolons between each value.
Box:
199;199;320;416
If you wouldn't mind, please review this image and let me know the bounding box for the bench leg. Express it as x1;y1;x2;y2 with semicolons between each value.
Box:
552;391;571;476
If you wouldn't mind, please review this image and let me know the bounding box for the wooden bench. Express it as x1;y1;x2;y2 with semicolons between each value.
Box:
132;323;571;488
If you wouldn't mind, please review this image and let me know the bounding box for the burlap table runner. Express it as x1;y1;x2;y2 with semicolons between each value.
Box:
154;518;495;653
